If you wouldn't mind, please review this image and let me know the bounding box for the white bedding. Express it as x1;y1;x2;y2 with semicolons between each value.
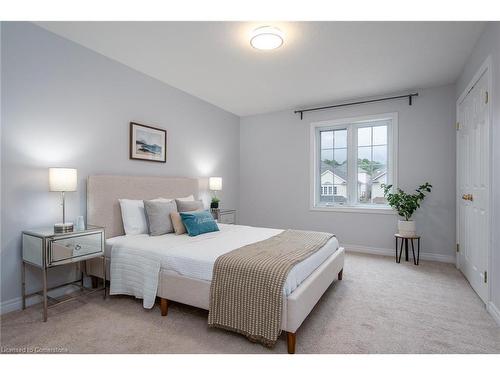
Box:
108;224;339;308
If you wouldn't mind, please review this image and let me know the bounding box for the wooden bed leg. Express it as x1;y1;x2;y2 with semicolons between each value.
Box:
91;276;98;288
287;332;296;354
338;268;343;280
160;298;168;316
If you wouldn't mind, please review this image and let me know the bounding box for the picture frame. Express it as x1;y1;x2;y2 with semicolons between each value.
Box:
129;122;167;163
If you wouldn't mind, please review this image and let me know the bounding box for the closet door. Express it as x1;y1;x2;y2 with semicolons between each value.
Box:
457;69;490;304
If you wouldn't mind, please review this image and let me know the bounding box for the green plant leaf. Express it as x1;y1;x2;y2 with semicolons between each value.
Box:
382;182;432;220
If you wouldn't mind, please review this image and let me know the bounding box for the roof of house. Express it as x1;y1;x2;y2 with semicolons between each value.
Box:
321;161;347;181
321;160;387;183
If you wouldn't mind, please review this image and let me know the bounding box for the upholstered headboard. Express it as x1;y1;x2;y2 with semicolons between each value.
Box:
87;175;199;239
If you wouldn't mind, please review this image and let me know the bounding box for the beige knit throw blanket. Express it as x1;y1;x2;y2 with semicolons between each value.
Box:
208;229;334;347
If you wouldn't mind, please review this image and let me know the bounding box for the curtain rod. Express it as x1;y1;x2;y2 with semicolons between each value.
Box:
294;93;419;120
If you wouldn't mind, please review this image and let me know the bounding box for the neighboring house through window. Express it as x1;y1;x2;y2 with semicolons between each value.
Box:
311;113;398;211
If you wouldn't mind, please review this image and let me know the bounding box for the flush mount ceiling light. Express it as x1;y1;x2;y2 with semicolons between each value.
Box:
250;26;284;50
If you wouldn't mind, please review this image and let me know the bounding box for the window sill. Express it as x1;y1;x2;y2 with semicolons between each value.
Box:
310;205;396;215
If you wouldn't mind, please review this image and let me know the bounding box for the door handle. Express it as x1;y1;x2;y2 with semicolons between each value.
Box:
462;194;473;201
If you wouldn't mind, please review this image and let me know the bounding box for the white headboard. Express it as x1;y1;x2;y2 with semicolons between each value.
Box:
87;175;199;239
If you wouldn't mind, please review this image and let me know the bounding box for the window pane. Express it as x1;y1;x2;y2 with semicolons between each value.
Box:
319;125;333;203
319;167;334;204
332;151;347;205
319;128;348;205
320;131;333;149
373;145;387;167
358;149;372;204
357;146;371;163
372;144;388;204
357;129;389;204
357;127;371;146
372;125;387;145
321;149;333;162
333;148;347;166
333;183;347;204
357;176;372;203
334;129;347;148
371;167;388;204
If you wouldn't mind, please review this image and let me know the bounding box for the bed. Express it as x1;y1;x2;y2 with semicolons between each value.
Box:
85;175;345;353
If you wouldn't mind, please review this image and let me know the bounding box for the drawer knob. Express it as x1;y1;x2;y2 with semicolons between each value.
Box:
75;244;82;250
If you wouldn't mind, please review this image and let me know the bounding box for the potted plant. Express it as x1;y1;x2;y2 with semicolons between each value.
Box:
382;182;432;236
210;196;220;209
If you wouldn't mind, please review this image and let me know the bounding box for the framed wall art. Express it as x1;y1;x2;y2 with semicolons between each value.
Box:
129;122;167;163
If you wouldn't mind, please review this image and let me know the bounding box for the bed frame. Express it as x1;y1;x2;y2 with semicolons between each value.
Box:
85;175;344;354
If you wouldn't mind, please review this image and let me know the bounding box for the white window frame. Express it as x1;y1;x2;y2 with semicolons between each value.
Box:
310;112;398;214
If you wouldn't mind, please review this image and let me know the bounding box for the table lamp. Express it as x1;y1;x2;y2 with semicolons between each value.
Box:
49;168;77;233
209;177;222;209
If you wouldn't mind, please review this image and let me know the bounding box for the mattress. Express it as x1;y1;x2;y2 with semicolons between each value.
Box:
106;223;339;296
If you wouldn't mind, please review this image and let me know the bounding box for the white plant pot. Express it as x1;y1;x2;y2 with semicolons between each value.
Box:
398;220;416;236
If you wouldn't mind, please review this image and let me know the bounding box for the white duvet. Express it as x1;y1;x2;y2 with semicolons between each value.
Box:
109;224;339;308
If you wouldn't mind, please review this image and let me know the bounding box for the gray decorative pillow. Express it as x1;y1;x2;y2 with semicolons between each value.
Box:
143;199;178;236
175;199;204;212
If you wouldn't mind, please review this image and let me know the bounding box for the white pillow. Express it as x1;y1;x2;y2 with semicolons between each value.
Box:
118;199;148;235
155;198;174;202
176;195;195;202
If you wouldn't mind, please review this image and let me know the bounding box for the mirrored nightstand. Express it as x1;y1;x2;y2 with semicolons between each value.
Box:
22;225;106;321
211;208;237;224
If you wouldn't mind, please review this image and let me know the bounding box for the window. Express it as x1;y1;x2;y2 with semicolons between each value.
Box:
321;184;336;196
311;113;397;211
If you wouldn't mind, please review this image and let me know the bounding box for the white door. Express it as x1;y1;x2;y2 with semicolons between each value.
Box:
457;69;490;303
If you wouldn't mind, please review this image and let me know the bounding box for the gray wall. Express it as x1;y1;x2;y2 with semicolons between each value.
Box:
456;22;500;318
1;23;240;306
239;85;456;260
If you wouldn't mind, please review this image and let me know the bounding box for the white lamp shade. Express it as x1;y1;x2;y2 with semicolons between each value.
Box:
49;168;77;192
209;177;222;191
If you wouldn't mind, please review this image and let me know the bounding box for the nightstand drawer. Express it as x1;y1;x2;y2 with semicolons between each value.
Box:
49;232;103;265
220;212;236;224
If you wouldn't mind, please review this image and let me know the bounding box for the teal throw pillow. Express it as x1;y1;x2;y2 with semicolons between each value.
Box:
180;210;219;237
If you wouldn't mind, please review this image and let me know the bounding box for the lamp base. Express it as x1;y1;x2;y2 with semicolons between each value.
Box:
54;223;74;233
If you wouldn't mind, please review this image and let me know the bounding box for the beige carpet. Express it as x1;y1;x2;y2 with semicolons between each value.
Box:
1;252;499;354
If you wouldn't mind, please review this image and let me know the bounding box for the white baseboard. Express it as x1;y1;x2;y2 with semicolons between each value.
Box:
0;284;80;315
344;243;455;263
487;302;500;326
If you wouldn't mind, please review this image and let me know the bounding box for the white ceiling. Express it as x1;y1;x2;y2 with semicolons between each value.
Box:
36;21;484;116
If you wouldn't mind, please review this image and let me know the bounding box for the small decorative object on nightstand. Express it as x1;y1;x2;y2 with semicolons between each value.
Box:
211;208;237;224
394;233;421;265
22;225;106;321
